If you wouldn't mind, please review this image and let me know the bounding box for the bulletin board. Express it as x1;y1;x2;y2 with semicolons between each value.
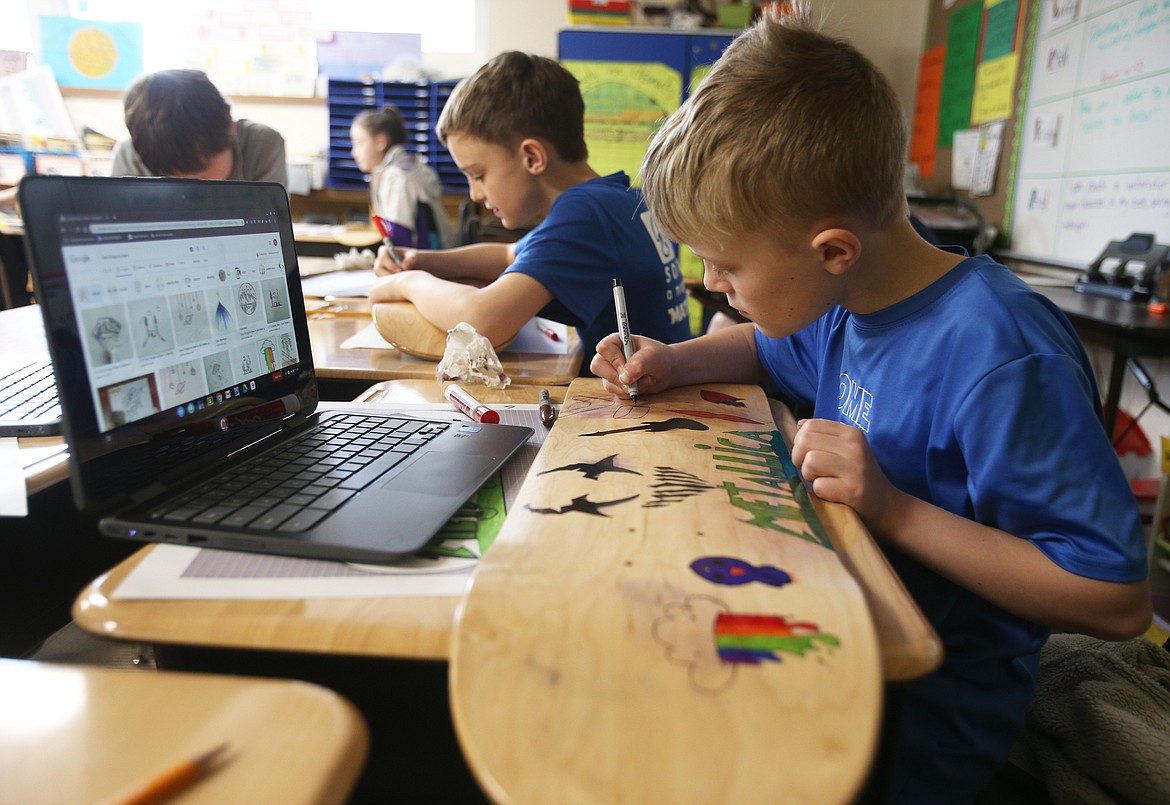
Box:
915;0;1170;266
911;0;1032;250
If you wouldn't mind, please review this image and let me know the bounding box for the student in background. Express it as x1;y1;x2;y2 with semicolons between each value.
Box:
368;51;691;359
350;105;454;250
111;69;288;188
592;7;1150;803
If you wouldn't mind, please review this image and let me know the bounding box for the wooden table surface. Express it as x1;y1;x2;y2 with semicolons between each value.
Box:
450;379;941;805
0;658;368;805
72;383;567;661
307;298;584;386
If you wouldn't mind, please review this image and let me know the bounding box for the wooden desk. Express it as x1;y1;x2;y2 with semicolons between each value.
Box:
0;658;367;805
72;383;566;662
307;299;584;386
294;226;382;257
1028;284;1170;434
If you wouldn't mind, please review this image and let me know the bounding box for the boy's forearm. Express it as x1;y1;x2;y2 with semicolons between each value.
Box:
417;242;511;283
876;490;1152;639
672;323;763;385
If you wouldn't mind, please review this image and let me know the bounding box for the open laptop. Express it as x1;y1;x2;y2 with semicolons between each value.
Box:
0;357;61;437
19;175;532;563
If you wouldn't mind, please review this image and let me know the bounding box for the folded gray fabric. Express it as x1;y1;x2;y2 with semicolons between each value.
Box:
1010;633;1170;804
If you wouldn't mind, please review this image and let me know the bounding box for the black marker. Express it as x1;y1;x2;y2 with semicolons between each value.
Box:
611;278;640;404
539;388;556;429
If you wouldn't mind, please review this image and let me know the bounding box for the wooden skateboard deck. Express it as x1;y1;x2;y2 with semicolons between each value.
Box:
372;302;514;361
450;380;887;804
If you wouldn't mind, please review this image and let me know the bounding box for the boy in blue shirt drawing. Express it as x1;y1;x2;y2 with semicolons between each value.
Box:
592;6;1151;802
369;51;691;358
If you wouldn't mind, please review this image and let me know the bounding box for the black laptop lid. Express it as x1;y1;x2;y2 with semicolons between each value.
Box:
20;176;318;512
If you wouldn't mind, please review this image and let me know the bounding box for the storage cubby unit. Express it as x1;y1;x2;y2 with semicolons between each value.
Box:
326;79;464;193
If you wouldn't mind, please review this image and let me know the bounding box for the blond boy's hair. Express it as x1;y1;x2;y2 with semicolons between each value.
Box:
436;51;588;163
641;5;908;245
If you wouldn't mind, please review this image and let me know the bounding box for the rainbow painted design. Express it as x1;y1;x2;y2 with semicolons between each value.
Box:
714;613;839;665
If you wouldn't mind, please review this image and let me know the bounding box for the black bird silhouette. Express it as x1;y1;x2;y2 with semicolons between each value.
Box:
538;454;642;481
582;417;709;437
525;493;639;517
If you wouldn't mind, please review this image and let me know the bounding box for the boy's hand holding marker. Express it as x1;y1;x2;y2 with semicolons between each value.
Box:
591;332;674;401
372;215;419;276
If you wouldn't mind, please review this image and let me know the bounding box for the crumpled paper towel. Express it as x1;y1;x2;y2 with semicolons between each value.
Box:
435;322;510;388
332;247;376;270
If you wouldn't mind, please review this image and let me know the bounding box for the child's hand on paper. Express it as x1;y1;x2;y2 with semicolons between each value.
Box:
374;244;419;276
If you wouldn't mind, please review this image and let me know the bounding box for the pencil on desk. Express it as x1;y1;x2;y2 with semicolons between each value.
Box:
103;742;232;805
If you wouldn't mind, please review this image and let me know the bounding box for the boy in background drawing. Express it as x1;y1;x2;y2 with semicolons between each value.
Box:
592;6;1150;802
368;51;691;359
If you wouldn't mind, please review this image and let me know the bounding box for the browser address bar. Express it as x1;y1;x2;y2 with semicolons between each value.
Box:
89;219;246;234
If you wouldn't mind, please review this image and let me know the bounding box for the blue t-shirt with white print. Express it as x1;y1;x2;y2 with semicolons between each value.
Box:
506;171;691;361
756;254;1147;803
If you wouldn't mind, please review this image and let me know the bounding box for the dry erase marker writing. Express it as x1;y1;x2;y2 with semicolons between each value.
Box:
539;387;556;428
611;278;640;404
444;383;500;424
372;215;405;269
103;742;232;805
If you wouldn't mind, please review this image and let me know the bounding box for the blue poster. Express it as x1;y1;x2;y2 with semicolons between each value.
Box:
39;16;143;90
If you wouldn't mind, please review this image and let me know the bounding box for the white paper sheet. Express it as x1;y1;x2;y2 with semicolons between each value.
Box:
0;439;27;517
300;269;377;298
340;317;569;355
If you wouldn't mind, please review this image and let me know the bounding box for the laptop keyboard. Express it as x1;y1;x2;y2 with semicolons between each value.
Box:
150;413;451;532
0;360;60;423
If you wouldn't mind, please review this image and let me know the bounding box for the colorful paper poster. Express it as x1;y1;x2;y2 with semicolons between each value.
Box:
910;45;946;178
971;52;1018;123
562;59;682;186
316;31;423;82
937;2;982;148
39;16;142;91
980;0;1021;62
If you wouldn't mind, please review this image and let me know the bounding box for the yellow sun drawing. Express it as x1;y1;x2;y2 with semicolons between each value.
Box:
69;27;118;79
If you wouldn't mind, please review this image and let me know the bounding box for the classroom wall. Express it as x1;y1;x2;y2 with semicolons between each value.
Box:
55;0;930;162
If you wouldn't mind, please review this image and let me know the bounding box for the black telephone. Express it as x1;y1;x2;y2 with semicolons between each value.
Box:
1076;232;1170;302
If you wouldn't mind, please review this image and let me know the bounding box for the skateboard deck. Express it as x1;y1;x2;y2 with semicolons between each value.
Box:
450;380;887;804
372;301;514;361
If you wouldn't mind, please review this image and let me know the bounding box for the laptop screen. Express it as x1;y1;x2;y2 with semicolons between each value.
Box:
60;210;301;432
21;177;318;510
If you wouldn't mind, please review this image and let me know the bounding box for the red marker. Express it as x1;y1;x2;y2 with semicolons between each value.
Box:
444;383;500;424
537;322;559;341
372;215;405;268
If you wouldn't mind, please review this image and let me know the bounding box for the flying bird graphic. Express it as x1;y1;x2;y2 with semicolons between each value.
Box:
524;493;639;517
582;417;709;436
538;454;642;480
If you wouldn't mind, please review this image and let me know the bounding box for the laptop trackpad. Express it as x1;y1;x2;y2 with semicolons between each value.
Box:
381;452;496;495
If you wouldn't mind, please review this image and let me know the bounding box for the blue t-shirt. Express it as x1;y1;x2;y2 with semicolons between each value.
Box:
756;254;1147;803
505;172;691;361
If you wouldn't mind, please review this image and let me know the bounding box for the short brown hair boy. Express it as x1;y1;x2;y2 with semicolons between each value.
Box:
436;51;588;163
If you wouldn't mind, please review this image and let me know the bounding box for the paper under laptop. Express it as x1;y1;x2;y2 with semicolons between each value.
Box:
19;175;532;563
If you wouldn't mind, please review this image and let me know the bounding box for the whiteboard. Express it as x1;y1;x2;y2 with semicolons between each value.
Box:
1009;0;1170;264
